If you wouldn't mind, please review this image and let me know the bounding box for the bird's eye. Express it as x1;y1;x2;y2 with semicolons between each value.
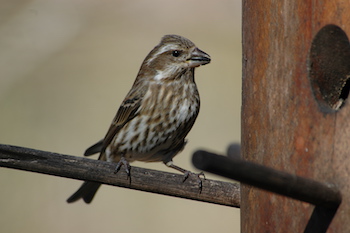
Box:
172;50;181;57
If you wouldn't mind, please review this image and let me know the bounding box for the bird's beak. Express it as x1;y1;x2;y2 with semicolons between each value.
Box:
187;48;211;68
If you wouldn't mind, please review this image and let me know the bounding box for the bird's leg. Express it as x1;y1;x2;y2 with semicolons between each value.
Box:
114;157;131;177
165;161;205;190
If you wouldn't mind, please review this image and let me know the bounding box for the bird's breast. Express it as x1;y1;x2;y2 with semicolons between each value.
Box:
143;81;199;125
108;80;199;162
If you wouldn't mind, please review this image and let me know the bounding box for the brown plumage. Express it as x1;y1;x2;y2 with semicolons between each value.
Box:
67;35;211;203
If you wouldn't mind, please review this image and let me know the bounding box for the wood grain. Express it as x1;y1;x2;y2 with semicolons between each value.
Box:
0;144;240;207
242;0;350;232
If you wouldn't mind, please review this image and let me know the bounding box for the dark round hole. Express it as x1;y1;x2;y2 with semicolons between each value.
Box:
309;24;350;112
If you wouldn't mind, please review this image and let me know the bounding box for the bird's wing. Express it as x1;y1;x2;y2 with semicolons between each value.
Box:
83;92;142;158
98;81;148;159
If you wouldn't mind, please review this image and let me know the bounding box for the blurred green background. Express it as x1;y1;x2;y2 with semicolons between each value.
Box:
0;1;242;232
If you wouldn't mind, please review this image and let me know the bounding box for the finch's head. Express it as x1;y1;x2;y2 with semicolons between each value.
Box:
140;35;211;79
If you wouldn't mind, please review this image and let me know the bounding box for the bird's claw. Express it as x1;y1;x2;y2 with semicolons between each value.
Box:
183;171;206;191
114;157;131;178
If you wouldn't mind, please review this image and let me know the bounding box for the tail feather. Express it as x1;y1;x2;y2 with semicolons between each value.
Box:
68;140;105;204
67;181;101;204
84;139;104;156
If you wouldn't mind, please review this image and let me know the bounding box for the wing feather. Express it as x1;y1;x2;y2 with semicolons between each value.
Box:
100;81;148;155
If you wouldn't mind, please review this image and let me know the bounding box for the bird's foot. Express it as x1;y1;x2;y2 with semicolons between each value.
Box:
183;171;206;190
165;161;205;191
114;157;131;178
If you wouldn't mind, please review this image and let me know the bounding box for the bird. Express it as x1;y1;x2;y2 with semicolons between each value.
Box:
67;34;211;203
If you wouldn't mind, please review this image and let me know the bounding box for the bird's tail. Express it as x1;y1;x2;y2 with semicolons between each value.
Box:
84;139;104;156
67;181;101;204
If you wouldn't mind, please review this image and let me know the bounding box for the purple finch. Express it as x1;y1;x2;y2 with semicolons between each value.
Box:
67;35;210;203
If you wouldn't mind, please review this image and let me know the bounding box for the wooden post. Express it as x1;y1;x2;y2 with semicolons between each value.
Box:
242;0;350;232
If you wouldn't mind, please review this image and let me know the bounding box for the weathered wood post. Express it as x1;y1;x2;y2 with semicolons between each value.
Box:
242;0;350;232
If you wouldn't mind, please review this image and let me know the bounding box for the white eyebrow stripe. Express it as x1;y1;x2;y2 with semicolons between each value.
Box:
146;44;178;65
157;44;177;55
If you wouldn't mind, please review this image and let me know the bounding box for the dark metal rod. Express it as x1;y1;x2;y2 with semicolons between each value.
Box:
304;205;338;233
192;150;342;209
